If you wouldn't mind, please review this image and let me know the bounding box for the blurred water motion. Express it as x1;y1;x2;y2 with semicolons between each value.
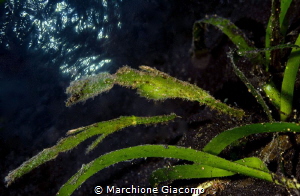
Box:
0;0;122;80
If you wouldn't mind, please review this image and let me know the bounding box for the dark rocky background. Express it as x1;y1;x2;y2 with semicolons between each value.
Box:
1;0;300;195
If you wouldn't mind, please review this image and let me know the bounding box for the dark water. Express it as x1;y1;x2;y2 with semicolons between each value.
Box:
0;0;270;195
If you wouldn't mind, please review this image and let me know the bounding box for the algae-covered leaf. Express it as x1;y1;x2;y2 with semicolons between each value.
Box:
5;114;177;186
115;65;212;100
57;145;299;196
203;122;300;155
65;65;244;118
115;66;244;119
66;72;114;107
149;157;269;186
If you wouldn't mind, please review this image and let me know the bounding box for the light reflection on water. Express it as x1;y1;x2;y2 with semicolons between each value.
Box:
0;0;122;80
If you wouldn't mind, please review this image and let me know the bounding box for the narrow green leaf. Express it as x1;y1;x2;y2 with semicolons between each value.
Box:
203;122;300;155
57;145;290;196
149;157;269;186
279;0;293;37
280;34;300;121
4;114;177;186
193;16;264;64
151;165;234;186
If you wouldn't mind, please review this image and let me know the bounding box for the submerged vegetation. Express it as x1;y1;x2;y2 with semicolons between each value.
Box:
5;0;300;195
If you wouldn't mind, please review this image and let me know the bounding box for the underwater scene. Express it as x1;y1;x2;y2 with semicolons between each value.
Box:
1;0;300;195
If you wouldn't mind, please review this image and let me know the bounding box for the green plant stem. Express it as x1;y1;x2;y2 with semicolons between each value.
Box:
262;81;281;109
